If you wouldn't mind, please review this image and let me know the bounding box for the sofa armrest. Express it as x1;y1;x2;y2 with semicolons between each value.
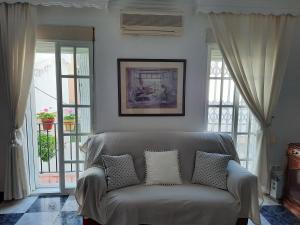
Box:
227;160;261;225
75;167;107;222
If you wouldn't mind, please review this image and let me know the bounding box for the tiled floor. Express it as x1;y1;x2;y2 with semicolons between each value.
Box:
0;194;279;225
0;195;81;225
249;197;280;225
261;205;300;225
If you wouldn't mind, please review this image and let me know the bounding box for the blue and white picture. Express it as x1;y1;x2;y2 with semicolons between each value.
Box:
126;68;178;109
118;59;186;116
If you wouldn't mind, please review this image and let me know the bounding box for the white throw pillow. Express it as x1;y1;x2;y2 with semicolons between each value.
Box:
145;150;182;185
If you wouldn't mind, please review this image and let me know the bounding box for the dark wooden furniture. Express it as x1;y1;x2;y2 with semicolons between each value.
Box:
0;192;3;203
236;218;248;225
83;218;248;225
83;218;100;225
283;143;300;217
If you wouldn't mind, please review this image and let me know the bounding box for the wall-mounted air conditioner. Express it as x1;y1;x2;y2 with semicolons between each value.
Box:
120;11;183;36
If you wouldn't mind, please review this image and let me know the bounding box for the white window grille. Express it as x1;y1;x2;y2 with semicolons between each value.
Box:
207;47;259;170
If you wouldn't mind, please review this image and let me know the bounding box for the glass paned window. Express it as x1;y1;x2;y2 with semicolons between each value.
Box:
207;47;259;169
207;107;220;132
220;107;233;133
76;47;90;76
61;47;74;76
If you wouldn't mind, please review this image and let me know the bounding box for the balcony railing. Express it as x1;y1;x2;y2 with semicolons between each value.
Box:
37;122;76;174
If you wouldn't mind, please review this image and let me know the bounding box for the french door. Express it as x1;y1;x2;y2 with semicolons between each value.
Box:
56;41;93;193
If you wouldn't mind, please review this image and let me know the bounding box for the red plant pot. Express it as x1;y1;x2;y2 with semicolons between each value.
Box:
41;118;55;131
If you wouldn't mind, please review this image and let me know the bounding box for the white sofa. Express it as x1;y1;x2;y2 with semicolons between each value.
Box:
75;132;260;225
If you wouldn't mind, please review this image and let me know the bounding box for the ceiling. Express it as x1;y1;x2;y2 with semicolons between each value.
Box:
1;0;300;15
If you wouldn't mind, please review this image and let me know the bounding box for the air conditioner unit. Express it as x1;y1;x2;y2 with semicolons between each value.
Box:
120;11;183;36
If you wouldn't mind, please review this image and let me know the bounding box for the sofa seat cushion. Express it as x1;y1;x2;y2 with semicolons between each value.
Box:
101;184;239;225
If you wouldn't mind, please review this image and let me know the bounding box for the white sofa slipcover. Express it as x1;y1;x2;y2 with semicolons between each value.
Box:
75;132;261;225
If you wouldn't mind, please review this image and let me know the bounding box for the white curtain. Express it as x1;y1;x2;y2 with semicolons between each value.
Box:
0;3;36;200
209;13;295;194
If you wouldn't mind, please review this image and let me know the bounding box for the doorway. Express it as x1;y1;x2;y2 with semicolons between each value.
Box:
28;40;93;193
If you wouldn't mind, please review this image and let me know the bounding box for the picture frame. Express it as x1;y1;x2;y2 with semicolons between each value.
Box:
118;58;186;116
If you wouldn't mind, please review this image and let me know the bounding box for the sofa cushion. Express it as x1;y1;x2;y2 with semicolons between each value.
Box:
102;184;239;225
192;151;231;190
145;150;182;185
102;154;140;191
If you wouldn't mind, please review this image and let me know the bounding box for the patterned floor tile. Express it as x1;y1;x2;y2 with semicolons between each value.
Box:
15;212;59;225
0;213;23;225
53;211;82;225
0;196;38;214
61;196;78;212
26;195;68;213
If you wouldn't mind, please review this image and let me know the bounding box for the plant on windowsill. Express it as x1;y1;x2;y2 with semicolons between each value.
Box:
63;110;76;132
37;108;56;131
38;133;56;162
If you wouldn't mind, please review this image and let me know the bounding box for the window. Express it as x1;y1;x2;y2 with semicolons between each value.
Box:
58;43;93;190
207;47;259;170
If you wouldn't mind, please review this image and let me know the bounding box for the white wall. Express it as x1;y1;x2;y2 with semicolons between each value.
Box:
35;6;210;133
270;25;300;167
0;6;299;191
35;6;300;165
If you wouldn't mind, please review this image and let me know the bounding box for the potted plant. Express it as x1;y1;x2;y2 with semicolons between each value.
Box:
38;133;56;162
64;109;76;132
37;108;56;131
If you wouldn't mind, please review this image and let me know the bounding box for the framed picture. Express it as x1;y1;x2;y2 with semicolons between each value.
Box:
118;59;186;116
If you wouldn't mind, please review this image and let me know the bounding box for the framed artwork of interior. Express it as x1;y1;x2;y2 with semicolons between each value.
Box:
118;58;186;116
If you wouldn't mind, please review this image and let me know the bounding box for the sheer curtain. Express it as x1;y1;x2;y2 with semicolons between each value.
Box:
0;3;36;200
208;13;295;194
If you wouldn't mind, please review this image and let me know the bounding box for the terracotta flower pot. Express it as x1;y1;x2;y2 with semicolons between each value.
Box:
64;119;76;132
41;118;55;131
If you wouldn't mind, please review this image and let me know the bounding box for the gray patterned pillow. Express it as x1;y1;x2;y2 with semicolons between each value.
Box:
102;154;140;191
192;151;232;190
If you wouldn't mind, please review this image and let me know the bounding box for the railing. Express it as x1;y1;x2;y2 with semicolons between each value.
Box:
38;123;58;173
37;122;76;174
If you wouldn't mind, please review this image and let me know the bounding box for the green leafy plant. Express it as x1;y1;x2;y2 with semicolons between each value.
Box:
64;114;76;120
64;108;76;120
37;112;56;120
38;133;56;162
37;108;56;120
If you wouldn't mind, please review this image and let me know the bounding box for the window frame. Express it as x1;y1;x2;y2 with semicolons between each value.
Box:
55;40;94;193
205;44;257;169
